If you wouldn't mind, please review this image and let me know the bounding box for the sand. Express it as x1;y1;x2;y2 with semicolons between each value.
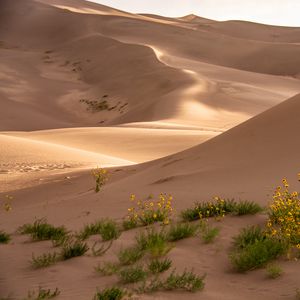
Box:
0;0;299;299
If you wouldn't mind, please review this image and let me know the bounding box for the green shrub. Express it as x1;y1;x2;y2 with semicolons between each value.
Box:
119;265;147;284
19;219;67;241
230;237;288;272
122;218;138;231
148;258;172;274
31;252;59;268
93;287;127;300
91;241;113;257
0;230;10;244
200;223;220;244
61;239;89;260
233;226;266;249
266;264;283;279
24;287;60;299
118;246;144;265
167;223;198;242
233;201;263;216
95;262;120;276
77;221;103;240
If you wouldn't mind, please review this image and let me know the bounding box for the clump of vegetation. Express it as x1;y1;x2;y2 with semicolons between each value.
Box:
124;193;173;227
136;229;172;257
92;167;108;193
118;246;144;266
199;221;220;244
233;225;266;249
181;198;262;222
24;287;60;299
266;264;283;279
266;179;300;248
148;258;172;274
80;99;109;112
61;239;89;260
91;240;113;257
230;236;288;272
137;270;205;293
18;219;67;242
78;219;120;241
167;223;198;242
31;252;59;269
0;230;10;244
95;261;120;276
93;287;128;300
119;265;148;284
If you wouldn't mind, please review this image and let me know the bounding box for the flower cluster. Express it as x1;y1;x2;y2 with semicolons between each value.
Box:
124;193;173;228
197;197;226;220
92;167;108;193
267;178;300;248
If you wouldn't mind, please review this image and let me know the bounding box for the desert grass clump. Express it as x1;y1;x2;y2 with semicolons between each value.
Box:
0;230;10;244
31;252;59;269
148;258;172;274
136;229;172;257
91;240;113;257
125;193;173;227
118;246;144;266
61;239;89;260
119;265;148;284
167;222;198;242
265;264;283;279
230;236;288;272
19;219;67;242
93;287;128;300
233;201;263;215
233;225;266;249
92;167;108;193
199;221;220;244
24;287;60;299
95;261;120;276
77;221;103;240
266;179;300;248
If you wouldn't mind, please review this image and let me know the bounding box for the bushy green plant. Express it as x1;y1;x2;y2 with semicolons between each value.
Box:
19;219;67;241
266;264;283;279
118;246;144;265
93;287;127;300
233;226;266;249
200;222;220;244
31;252;59;268
148;258;172;274
61;239;89;260
91;241;113;257
167;223;198;242
95;262;120;276
119;265;147;284
233;201;263;215
77;221;103;240
0;230;10;244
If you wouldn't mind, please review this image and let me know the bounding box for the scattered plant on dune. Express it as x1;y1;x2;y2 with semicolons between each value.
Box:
91;240;113;257
265;263;283;279
266;178;300;249
61;238;89;260
24;287;60;300
136;269;205;293
119;265;148;284
148;258;172;274
232;225;266;249
167;222;198;242
95;261;120;276
0;230;10;244
92;167;108;193
199;220;220;244
77;221;103;240
30;252;59;269
3;195;13;212
117;246;144;266
18;219;68;242
135;228;172;257
124;193;173;228
181;198;262;222
93;286;129;300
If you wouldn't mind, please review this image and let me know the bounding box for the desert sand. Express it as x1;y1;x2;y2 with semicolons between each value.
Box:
0;0;299;299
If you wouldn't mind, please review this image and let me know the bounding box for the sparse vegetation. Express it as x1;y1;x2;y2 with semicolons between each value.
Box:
92;167;108;193
199;221;220;244
95;261;120;276
93;287;128;300
31;252;59;269
118;246;144;265
233;201;263;215
0;230;10;244
167;222;198;242
119;265;148;284
148;258;172;274
266;264;283;279
91;240;113;257
80;99;109;112
61;239;89;260
19;219;67;241
23;287;60;299
233;225;266;249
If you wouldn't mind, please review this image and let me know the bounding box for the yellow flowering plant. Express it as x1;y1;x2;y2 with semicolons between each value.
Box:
267;178;300;249
124;193;173;228
92;167;108;193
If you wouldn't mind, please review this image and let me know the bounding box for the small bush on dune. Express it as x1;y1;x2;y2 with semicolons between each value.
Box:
92;167;108;193
233;201;263;215
24;287;60;299
31;252;59;269
93;287;128;300
199;221;220;244
95;262;120;276
265;264;283;279
77;221;103;240
167;223;198;242
119;265;148;284
148;258;172;274
0;230;10;244
61;239;89;260
233;225;266;249
118;246;144;266
19;219;67;242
